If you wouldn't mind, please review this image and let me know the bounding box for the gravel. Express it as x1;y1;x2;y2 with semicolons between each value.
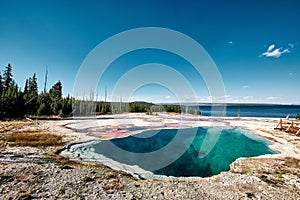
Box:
1;146;299;200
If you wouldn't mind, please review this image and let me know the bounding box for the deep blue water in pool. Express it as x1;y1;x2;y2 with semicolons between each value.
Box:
87;127;277;177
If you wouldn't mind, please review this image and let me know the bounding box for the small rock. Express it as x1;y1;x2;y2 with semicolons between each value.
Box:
134;182;140;187
106;189;114;194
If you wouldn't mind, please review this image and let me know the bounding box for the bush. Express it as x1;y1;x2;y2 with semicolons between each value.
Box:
296;114;300;120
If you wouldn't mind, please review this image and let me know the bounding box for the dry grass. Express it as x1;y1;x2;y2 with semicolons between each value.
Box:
28;115;61;120
284;157;300;168
0;121;33;133
0;121;64;148
3;131;64;147
46;153;79;169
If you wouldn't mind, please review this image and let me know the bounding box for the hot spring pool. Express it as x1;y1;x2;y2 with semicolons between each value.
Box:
77;127;277;178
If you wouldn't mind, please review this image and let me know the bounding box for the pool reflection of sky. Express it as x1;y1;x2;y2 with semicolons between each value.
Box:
88;127;276;177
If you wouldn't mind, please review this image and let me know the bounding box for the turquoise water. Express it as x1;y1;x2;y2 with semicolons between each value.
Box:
88;127;277;177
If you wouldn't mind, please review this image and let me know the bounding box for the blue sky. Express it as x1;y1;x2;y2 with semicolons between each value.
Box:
0;0;299;104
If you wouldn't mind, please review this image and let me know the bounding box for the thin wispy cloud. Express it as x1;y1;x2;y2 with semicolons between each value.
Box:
222;95;230;98
288;43;295;48
289;72;297;76
243;85;249;89
261;44;290;58
265;96;279;101
243;96;253;100
205;96;217;101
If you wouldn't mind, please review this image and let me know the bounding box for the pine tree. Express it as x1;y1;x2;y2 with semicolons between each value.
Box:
3;63;13;89
24;79;29;94
23;74;38;115
0;72;3;118
0;62;70;118
0;64;19;118
2;84;18;118
0;72;3;95
36;93;51;116
49;81;62;115
29;73;38;95
62;94;73;116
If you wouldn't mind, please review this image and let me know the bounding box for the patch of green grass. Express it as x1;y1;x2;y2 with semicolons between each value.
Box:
83;176;95;183
284;157;300;168
48;154;76;170
260;175;284;186
260;175;269;182
245;192;255;198
282;163;290;167
262;170;271;175
277;174;284;179
58;187;66;195
58;164;74;170
18;189;37;199
0;173;14;183
53;158;73;169
11;154;24;158
105;172;118;179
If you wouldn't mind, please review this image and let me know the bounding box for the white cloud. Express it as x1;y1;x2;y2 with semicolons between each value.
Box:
243;85;249;89
289;72;297;76
267;44;275;52
265;96;279;101
261;44;290;58
230;96;240;102
243;96;253;100
206;96;216;101
203;95;231;102
165;96;170;99
222;95;230;98
288;43;295;48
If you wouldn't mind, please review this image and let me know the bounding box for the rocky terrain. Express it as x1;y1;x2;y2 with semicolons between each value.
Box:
1;117;300;199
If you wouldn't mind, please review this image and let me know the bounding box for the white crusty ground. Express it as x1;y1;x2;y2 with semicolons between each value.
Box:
1;113;300;199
